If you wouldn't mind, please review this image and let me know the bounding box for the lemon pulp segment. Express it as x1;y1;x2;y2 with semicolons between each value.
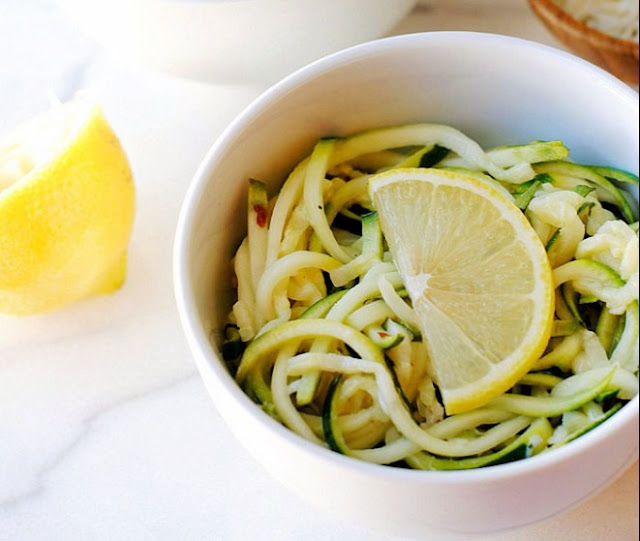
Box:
369;168;554;414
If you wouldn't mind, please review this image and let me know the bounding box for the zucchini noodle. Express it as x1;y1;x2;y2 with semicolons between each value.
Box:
222;123;639;470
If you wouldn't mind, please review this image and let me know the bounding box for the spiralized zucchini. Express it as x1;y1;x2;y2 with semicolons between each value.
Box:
221;123;639;470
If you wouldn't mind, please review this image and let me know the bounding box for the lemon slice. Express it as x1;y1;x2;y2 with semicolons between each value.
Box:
369;168;554;414
0;97;135;315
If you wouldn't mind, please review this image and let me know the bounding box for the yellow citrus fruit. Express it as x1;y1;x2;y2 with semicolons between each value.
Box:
0;97;135;315
369;168;554;414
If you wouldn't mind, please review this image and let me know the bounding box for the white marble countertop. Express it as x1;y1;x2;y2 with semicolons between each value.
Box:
1;1;638;540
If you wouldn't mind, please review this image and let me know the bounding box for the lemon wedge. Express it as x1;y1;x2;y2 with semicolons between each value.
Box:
0;97;135;315
369;168;554;414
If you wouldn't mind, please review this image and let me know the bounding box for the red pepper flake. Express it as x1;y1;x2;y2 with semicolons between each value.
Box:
378;331;390;338
253;204;267;228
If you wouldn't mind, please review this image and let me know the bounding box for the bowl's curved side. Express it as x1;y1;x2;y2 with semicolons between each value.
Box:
174;31;640;536
528;0;639;84
190;333;639;537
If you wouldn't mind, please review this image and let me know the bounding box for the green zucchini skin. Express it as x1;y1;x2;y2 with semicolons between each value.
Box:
220;125;638;471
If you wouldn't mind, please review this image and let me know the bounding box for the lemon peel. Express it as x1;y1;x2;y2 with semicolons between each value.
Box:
0;97;135;314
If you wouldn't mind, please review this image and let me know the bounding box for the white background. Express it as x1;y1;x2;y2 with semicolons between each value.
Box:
1;1;638;540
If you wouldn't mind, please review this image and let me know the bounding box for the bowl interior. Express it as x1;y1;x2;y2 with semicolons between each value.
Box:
182;31;638;331
174;31;639;535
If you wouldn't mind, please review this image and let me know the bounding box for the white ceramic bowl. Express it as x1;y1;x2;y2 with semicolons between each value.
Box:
55;0;417;84
174;32;639;537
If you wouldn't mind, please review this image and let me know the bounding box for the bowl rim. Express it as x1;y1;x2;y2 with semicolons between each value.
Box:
528;0;640;54
174;30;640;484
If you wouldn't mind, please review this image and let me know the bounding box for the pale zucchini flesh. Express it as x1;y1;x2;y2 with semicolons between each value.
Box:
220;123;639;471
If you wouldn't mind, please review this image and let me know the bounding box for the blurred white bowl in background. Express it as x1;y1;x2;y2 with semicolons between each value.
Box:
55;0;417;84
